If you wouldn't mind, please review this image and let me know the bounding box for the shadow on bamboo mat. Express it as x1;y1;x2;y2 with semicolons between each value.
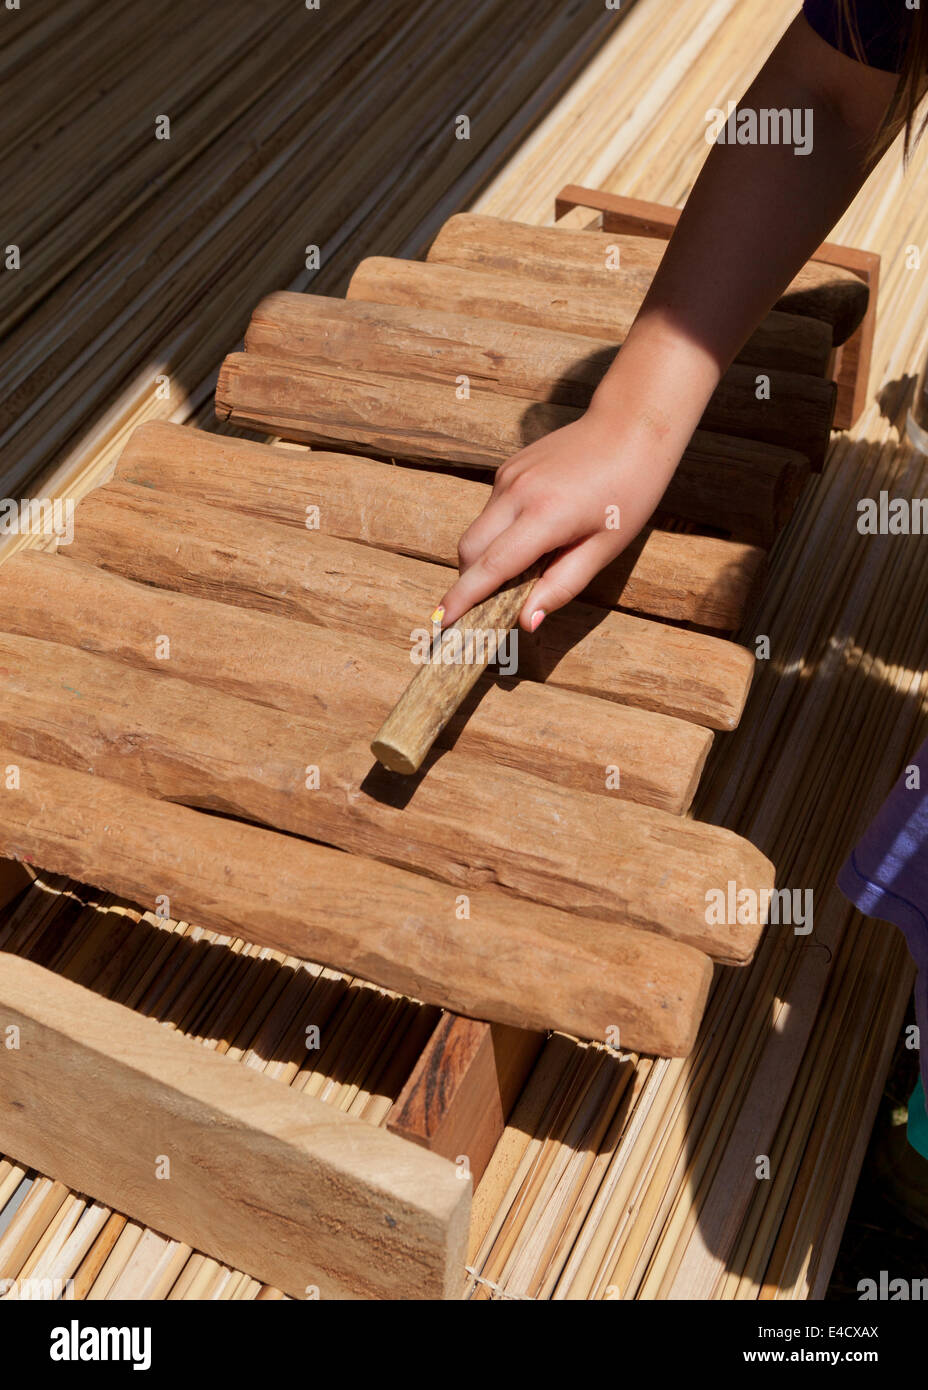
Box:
828;1011;926;1300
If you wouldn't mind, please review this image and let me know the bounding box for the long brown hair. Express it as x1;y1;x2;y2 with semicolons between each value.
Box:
836;0;928;159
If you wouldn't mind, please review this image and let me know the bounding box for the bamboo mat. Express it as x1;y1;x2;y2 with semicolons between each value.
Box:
1;0;927;1299
0;0;623;557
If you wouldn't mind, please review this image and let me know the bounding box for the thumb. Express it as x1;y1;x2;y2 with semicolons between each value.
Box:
518;531;621;631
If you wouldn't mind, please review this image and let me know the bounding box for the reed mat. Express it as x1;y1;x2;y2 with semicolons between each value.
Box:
1;0;925;1298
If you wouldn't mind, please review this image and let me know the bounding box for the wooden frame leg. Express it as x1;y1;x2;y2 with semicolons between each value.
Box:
0;953;470;1300
387;1012;545;1185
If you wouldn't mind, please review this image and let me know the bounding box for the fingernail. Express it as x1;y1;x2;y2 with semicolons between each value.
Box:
529;609;546;632
430;606;445;625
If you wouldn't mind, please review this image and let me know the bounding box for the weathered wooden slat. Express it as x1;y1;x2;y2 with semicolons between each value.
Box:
346;257;833;377
0;951;470;1300
0;634;771;963
427;213;869;346
0;750;714;1050
214;357;812;539
116;421;767;629
243;291;834;464
68;482;756;730
0;551;711;813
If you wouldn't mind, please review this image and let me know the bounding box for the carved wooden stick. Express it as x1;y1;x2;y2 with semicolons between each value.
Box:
371;565;541;773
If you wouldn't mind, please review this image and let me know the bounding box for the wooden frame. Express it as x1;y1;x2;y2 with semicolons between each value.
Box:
554;184;880;429
0;952;470;1300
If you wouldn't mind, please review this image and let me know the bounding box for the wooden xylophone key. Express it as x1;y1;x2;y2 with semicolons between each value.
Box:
214;356;811;542
346;256;833;377
0;629;771;963
425;212;868;346
66;482;757;731
116;421;767;630
0;550;714;814
242;290;835;464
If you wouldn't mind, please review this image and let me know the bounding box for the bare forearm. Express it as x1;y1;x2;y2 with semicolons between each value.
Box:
437;15;900;630
589;14;898;457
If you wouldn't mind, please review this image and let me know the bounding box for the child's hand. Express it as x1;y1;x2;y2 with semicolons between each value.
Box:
434;401;683;632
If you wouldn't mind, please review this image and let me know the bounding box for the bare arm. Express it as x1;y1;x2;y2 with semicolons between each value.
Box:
436;14;899;632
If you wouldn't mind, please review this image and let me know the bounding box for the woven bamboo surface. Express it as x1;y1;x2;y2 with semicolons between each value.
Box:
1;0;926;1298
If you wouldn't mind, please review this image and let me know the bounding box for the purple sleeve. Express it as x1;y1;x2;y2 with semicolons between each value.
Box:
837;738;928;1110
837;738;928;958
803;0;910;73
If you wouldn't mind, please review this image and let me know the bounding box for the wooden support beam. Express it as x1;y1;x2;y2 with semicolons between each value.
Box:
0;635;771;963
0;552;713;814
68;483;756;731
387;1014;545;1184
116;421;767;629
0;751;713;1050
816;246;880;429
0;952;470;1299
243;291;834;465
555;186;681;238
346;256;833;377
427;212;868;347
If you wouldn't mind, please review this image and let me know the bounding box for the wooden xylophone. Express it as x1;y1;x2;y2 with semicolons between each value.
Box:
0;188;877;1299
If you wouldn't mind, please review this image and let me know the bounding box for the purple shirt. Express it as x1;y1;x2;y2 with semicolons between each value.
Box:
803;0;911;73
837;738;928;1109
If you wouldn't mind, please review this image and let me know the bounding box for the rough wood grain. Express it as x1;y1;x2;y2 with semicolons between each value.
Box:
116;420;767;629
0;551;713;814
0;751;713;1050
244;291;834;464
372;565;541;774
68;483;756;731
346;257;833;376
427;213;869;346
386;1013;546;1183
0;951;470;1300
0;634;772;963
214;357;813;535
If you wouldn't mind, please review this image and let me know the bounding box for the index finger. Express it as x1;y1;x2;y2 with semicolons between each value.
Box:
434;517;552;627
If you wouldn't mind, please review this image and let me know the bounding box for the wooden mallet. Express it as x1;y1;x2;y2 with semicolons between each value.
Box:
371;565;541;774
